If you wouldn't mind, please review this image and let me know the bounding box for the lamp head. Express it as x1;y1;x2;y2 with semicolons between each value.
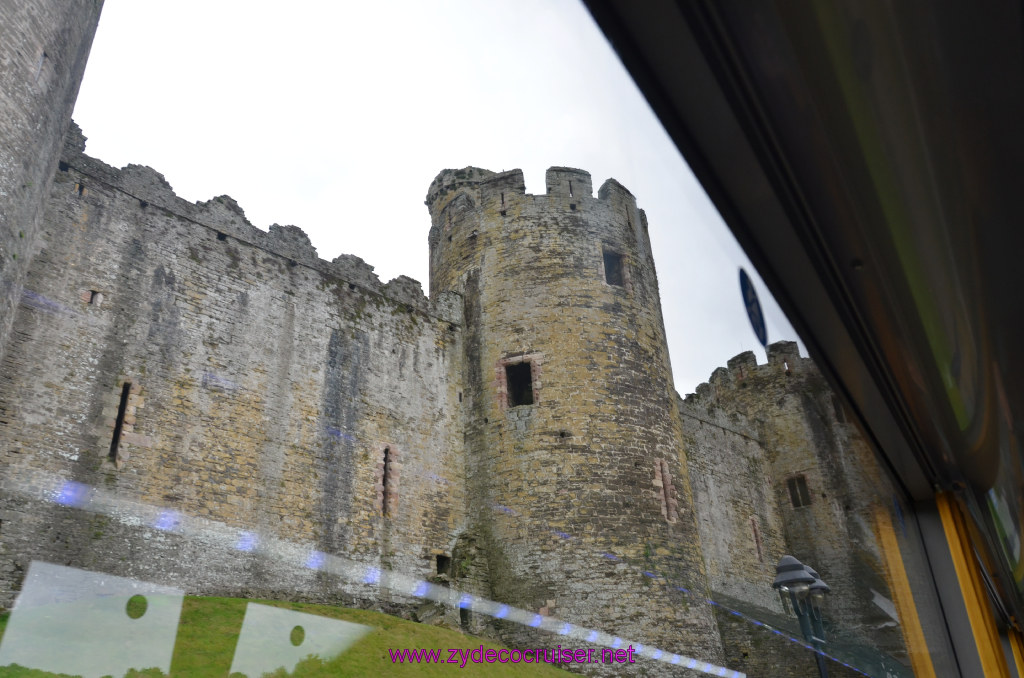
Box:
808;574;831;602
772;555;815;592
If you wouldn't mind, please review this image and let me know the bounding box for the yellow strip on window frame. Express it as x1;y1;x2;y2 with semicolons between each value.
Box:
873;504;937;678
936;491;1011;677
1008;627;1024;677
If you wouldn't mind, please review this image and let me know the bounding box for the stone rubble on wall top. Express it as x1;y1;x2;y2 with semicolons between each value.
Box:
60;121;457;322
425;165;638;209
266;223;319;266
684;341;807;403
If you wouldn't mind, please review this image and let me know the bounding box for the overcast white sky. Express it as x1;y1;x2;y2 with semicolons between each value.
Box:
71;0;802;395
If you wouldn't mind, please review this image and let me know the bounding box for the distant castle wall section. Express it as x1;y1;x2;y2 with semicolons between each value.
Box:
0;126;466;606
680;394;786;612
684;343;912;674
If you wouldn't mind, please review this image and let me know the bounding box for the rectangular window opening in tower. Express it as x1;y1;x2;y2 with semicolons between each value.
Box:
505;362;534;407
603;249;624;287
787;475;812;508
109;382;132;461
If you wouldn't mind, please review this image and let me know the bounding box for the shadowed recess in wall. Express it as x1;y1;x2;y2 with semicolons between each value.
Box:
146;263;181;367
319;328;368;554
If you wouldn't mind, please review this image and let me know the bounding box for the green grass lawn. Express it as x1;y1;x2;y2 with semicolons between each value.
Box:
0;597;568;677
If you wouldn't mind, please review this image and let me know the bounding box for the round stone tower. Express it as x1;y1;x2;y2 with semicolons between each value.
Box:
427;167;722;665
0;0;104;365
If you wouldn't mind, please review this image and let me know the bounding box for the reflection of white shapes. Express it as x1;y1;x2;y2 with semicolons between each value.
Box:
988;488;1021;562
869;588;900;623
0;562;183;678
7;471;746;678
229;603;371;677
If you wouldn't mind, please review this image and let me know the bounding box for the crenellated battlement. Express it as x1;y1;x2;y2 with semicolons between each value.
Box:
684;341;815;406
545;166;592;199
427;165;652;302
425;165;639;218
597;177;633;201
424;167;503;217
60;123;458;323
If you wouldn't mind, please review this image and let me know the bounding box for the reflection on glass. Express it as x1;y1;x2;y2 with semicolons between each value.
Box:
0;562;183;678
228;603;369;677
0;2;966;677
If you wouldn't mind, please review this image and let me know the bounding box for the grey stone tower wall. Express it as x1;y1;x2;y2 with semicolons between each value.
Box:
684;343;911;674
426;167;723;667
0;129;467;608
680;394;786;612
0;0;103;368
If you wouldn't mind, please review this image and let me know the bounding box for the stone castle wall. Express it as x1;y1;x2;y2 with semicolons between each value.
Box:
0;0;104;369
0;126;467;609
0;118;920;676
680;393;787;613
0;4;939;676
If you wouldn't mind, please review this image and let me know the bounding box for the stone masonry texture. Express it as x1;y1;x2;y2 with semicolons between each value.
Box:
0;0;103;370
426;167;722;672
0;8;926;674
0;133;922;676
0;126;466;617
684;346;912;676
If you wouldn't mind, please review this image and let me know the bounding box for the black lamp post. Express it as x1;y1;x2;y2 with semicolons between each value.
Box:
773;555;831;678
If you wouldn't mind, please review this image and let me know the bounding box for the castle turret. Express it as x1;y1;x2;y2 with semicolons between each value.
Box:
427;167;723;666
